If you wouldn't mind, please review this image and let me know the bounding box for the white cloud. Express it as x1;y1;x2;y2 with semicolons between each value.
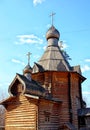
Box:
12;59;25;66
62;43;68;49
85;59;90;62
33;0;45;6
15;34;43;45
81;65;90;73
33;55;40;59
58;41;68;50
83;91;90;95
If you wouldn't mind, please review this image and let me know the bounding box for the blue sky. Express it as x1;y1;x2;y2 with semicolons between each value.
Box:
0;0;90;107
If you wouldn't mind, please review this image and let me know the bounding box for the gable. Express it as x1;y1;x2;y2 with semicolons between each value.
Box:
9;79;24;96
8;74;25;96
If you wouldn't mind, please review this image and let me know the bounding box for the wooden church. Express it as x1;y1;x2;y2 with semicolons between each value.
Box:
0;17;89;130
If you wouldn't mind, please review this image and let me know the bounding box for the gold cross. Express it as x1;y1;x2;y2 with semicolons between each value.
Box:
26;52;32;65
50;12;56;25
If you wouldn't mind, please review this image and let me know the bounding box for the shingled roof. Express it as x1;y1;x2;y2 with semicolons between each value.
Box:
0;72;62;105
38;45;71;71
33;25;83;76
8;73;46;97
33;25;71;73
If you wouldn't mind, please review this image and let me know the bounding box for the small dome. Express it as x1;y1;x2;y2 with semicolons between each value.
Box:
46;25;60;40
23;64;32;74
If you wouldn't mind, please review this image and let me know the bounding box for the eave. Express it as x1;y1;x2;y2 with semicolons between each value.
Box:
32;70;86;83
0;96;16;106
8;73;26;96
0;93;62;107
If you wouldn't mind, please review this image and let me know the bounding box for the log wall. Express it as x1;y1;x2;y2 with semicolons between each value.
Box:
5;95;38;130
70;73;81;129
52;72;70;126
38;100;60;130
32;71;82;129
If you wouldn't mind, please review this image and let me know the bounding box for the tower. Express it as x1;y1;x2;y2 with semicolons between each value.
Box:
32;21;86;129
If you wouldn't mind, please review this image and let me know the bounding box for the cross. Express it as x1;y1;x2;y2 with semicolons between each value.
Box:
50;12;56;25
26;52;32;65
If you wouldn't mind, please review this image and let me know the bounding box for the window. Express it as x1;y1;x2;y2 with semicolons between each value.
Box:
44;111;51;122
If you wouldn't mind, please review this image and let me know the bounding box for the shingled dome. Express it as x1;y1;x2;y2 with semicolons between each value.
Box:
33;25;71;72
23;64;32;74
46;25;60;40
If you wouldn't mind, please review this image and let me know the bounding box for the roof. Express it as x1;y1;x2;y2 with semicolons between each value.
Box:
23;64;32;74
0;96;16;105
32;25;71;73
33;25;83;74
25;94;62;103
63;122;76;130
32;25;85;81
6;73;62;104
33;45;71;72
0;94;62;106
72;65;82;74
8;73;46;97
0;72;62;105
78;108;90;116
40;45;71;70
32;62;44;73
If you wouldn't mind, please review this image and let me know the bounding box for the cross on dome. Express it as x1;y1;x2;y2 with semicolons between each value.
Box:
50;12;56;26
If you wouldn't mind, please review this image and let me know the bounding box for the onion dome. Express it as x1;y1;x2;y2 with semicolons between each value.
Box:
46;25;60;40
23;64;32;74
23;64;32;81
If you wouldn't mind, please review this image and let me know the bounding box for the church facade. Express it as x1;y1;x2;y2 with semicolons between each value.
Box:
0;23;89;130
